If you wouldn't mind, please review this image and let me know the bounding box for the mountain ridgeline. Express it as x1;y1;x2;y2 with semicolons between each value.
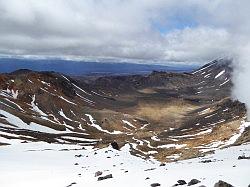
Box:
0;58;195;75
0;59;249;161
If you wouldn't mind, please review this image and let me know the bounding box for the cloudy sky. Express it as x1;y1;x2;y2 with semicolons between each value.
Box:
0;0;249;65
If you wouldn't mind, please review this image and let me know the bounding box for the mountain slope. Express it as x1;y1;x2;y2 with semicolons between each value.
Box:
0;59;249;161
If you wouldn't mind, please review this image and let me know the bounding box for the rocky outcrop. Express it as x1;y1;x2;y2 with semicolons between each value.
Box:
97;174;113;181
187;179;201;186
150;183;161;187
214;180;234;187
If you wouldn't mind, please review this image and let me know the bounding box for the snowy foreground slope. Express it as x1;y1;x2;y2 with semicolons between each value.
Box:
0;139;249;187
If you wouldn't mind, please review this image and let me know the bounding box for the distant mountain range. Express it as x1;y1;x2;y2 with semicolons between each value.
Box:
0;58;197;75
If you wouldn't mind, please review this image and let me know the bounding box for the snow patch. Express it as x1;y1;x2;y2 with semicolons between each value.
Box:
59;109;73;122
220;79;230;86
31;95;47;116
59;96;77;105
122;120;136;128
215;70;225;79
85;114;123;135
224;121;250;146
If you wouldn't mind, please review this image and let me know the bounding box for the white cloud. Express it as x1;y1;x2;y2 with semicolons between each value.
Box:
163;27;232;63
0;0;249;65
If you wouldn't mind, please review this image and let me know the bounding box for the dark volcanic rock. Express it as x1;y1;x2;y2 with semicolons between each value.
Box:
144;168;156;171
238;155;250;160
95;171;103;177
151;183;161;187
159;163;166;166
177;180;187;185
201;159;212;163
111;141;119;150
66;182;76;187
188;179;201;186
214;180;234;187
75;154;82;157
97;174;113;181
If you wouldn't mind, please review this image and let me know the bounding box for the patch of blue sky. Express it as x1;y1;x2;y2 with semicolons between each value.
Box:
152;14;198;34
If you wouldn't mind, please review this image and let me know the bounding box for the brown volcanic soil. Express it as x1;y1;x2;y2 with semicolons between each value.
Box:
0;59;249;162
